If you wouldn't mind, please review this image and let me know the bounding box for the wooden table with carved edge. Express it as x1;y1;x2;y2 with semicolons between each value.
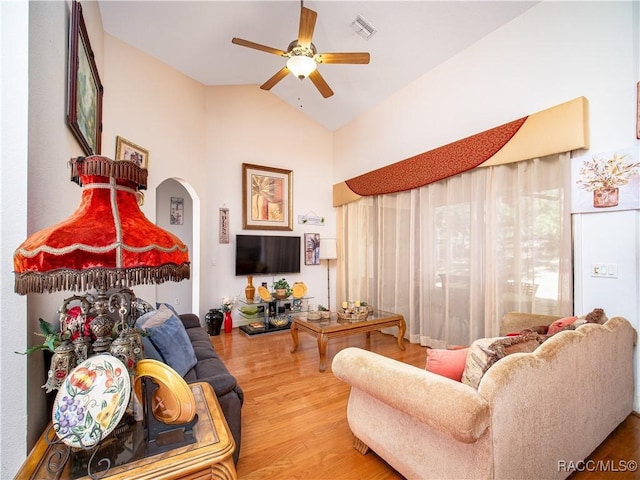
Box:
15;382;237;480
290;309;406;372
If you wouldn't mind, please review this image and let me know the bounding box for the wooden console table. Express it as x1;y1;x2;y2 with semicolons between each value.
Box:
15;382;237;480
290;309;406;372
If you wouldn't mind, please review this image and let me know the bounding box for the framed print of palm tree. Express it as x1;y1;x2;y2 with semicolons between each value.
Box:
242;163;293;230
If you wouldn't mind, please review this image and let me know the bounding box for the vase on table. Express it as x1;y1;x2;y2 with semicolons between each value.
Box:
245;275;255;303
224;310;233;333
205;309;223;336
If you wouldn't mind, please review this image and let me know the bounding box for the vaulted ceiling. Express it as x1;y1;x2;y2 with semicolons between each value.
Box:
99;1;538;131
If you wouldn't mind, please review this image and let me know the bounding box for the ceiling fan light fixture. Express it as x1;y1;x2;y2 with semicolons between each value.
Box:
287;55;317;79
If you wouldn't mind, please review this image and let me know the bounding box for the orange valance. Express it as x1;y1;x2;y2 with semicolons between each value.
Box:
334;97;589;206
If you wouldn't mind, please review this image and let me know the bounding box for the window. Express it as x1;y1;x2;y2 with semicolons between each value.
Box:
338;154;573;346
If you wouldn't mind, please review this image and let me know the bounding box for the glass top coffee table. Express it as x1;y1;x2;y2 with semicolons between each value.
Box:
290;309;406;372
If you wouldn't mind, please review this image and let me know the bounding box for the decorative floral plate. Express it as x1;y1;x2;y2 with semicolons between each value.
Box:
52;355;130;448
292;282;307;299
258;286;271;302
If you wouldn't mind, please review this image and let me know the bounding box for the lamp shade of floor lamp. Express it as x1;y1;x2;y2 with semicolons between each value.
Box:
319;238;337;310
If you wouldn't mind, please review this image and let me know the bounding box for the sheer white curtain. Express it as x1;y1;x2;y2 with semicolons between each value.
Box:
337;153;573;347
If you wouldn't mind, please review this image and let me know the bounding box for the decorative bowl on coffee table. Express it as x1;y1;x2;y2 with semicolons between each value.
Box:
270;317;289;328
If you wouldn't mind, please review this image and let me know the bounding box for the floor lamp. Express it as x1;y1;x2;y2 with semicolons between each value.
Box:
319;238;338;311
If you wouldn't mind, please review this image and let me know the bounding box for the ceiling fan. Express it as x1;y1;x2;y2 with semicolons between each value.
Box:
231;3;370;98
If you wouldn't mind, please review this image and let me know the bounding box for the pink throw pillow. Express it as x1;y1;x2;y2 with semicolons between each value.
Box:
547;316;578;335
426;347;469;382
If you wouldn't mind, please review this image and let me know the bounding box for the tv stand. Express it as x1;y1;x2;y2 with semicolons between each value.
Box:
237;296;313;336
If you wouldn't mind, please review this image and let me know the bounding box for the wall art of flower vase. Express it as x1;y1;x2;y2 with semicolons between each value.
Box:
571;147;640;213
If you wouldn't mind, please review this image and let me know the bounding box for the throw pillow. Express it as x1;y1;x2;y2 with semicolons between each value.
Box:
136;304;197;376
461;337;501;389
141;335;164;362
523;325;549;335
547;316;578;335
486;331;543;358
583;308;607;324
506;325;548;336
461;332;545;389
425;347;469;381
156;302;180;317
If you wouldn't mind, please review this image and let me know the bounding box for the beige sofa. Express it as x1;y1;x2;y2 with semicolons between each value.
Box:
332;314;636;480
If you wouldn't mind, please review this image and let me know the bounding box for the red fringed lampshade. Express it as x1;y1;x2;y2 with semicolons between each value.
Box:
14;156;190;294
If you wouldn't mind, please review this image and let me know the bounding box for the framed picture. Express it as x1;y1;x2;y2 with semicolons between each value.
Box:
219;208;230;244
571;147;640;213
242;163;293;230
115;136;149;169
170;197;184;225
304;233;320;265
67;0;103;156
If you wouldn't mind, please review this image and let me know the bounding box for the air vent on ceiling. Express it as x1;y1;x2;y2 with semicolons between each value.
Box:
351;15;377;41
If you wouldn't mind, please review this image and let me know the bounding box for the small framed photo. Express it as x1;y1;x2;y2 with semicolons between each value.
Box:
67;0;103;155
115;136;149;169
304;233;320;265
170;197;184;225
242;163;293;231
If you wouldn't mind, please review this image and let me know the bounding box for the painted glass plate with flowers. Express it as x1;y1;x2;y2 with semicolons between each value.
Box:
52;355;130;448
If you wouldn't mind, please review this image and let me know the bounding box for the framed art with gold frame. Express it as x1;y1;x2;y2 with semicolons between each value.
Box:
242;163;293;231
67;0;103;156
115;136;149;169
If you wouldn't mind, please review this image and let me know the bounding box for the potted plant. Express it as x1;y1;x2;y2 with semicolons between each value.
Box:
272;278;292;299
17;318;61;355
318;305;330;319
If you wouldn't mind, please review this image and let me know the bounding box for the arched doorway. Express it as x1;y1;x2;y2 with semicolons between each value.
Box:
155;178;200;316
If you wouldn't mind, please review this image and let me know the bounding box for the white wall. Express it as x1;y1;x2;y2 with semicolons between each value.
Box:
203;85;335;322
2;0;104;470
102;33;208;309
24;0;95;450
102;35;336;321
334;1;640;408
0;1;29;476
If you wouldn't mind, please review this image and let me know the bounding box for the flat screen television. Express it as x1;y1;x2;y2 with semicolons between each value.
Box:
235;234;301;276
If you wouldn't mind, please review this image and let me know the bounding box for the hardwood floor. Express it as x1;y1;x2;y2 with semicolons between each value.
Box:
211;327;639;479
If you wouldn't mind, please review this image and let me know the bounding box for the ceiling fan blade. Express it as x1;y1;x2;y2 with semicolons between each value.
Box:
314;52;371;64
297;7;317;49
232;37;287;57
260;67;290;91
308;70;334;98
